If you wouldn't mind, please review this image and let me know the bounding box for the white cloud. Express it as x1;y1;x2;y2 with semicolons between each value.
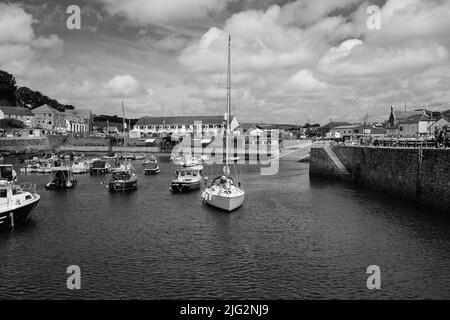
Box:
99;0;227;26
103;74;146;98
0;3;35;43
319;40;448;77
0;3;63;77
286;69;328;92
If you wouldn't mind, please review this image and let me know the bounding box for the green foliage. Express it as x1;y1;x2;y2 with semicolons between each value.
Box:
0;118;25;129
0;70;17;91
16;86;75;112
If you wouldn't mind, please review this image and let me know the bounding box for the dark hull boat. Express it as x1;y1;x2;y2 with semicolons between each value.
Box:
45;167;77;190
108;179;138;192
108;167;138;192
144;167;160;175
170;180;201;193
90;160;110;175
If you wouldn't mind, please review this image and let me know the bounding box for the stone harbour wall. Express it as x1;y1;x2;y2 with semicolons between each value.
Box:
310;145;450;213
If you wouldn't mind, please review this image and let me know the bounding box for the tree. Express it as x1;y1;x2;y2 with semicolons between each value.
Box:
0;118;25;129
0;70;17;106
16;86;76;111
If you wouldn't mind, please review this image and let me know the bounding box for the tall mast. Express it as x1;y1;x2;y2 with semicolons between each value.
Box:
122;100;125;136
226;35;231;171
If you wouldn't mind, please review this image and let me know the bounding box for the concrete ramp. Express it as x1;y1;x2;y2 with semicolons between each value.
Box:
322;146;351;180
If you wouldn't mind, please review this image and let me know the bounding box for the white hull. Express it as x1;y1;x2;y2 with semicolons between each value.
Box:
203;191;245;212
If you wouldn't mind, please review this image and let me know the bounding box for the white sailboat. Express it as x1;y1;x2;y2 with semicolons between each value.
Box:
202;35;245;212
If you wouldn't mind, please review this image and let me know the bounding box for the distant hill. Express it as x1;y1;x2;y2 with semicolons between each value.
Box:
0;69;75;112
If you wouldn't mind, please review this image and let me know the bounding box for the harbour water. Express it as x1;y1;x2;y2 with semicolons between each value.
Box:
1;157;450;299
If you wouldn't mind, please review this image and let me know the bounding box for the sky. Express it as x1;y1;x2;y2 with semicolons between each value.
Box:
1;0;450;124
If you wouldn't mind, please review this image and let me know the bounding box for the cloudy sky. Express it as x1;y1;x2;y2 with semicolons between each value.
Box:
1;0;450;124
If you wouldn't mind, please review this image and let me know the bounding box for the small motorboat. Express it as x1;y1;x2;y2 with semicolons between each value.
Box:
37;162;53;174
71;161;88;174
143;155;160;175
119;154;135;161
103;154;117;160
134;153;146;161
170;165;203;193
0;181;40;228
90;160;111;175
170;153;203;167
45;167;77;190
108;163;138;192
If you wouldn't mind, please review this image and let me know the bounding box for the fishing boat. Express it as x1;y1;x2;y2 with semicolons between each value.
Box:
45;167;77;190
0;181;40;228
143;155;160;175
170;165;203;193
202;35;245;212
108;162;138;192
90;159;111;175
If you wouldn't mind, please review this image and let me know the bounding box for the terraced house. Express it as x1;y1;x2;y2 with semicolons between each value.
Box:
131;115;240;138
0;106;34;127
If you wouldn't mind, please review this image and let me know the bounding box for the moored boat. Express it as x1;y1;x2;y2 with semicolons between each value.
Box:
45;167;77;190
90;159;111;175
0;181;40;228
143;155;160;175
201;35;245;212
72;161;89;174
170;165;203;193
108;163;138;192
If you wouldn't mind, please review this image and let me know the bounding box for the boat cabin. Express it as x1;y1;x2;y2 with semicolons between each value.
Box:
0;165;17;182
174;165;203;180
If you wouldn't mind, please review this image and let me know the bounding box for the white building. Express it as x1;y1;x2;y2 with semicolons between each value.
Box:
133;115;240;137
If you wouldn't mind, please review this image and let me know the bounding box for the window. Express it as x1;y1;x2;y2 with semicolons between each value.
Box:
0;190;7;198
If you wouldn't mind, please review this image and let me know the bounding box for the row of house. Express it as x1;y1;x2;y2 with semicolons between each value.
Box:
0;105;93;135
323;106;450;141
130;115;241;138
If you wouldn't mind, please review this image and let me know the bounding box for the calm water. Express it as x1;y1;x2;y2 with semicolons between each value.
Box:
1;157;450;299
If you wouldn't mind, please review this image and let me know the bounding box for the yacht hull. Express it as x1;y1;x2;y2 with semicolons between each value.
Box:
0;196;40;228
203;192;245;212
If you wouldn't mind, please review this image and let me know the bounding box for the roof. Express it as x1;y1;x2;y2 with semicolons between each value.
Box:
0;106;33;116
332;124;361;130
31;104;61;114
136;115;230;126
